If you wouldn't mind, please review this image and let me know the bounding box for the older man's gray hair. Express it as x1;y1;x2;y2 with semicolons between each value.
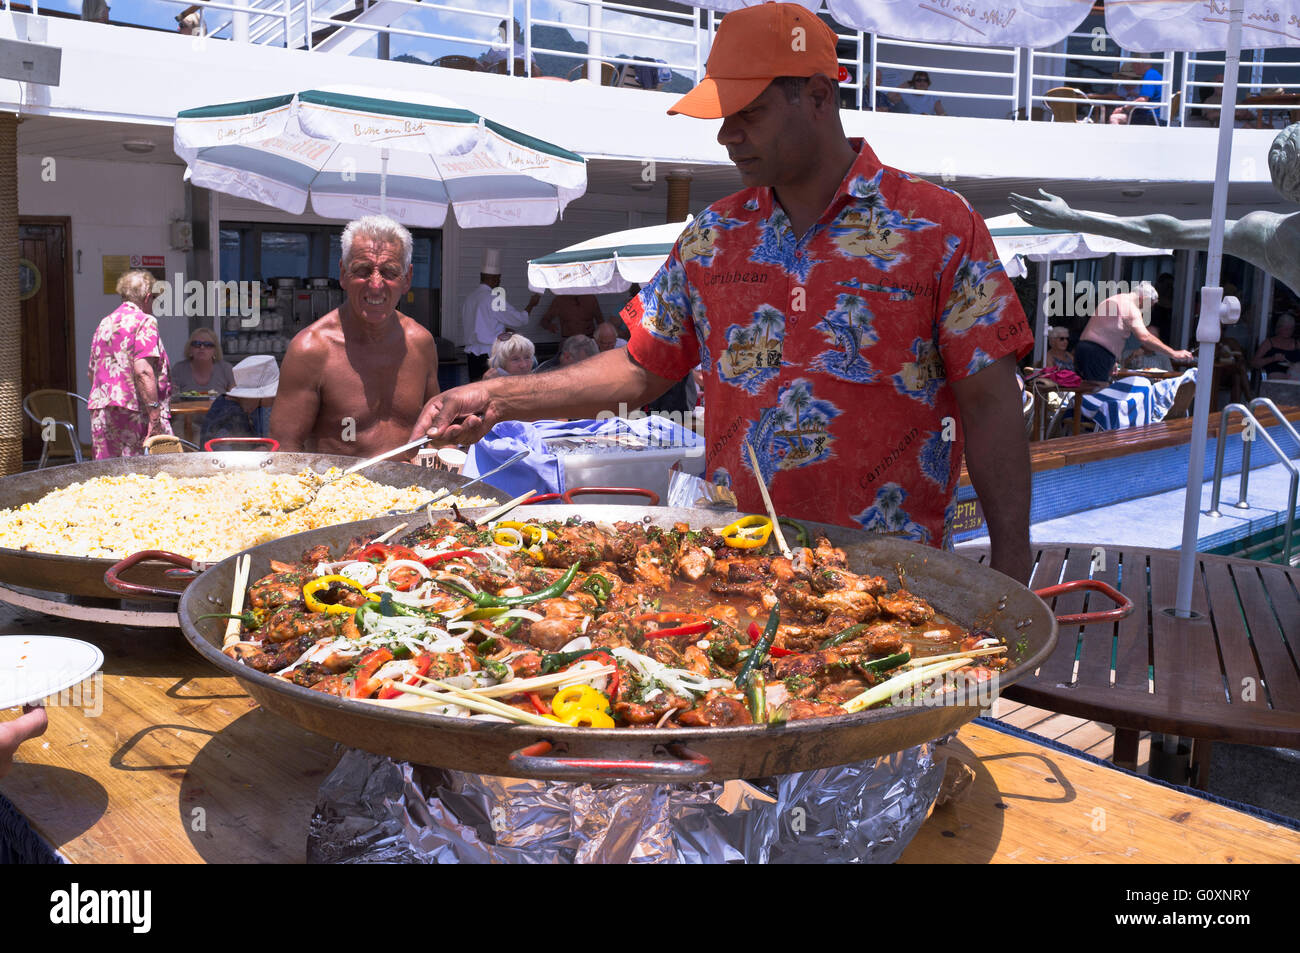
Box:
561;334;600;364
341;215;413;270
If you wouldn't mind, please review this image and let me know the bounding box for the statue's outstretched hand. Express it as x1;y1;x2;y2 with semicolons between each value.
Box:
1008;189;1076;230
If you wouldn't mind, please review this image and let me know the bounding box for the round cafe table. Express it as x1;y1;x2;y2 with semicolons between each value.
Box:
168;398;214;445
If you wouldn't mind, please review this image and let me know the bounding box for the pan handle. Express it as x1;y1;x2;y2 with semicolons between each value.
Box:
520;492;564;504
507;740;710;781
104;549;200;599
560;487;661;505
1034;579;1133;626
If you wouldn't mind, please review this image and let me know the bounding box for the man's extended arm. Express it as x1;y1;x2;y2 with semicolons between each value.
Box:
269;333;323;452
411;348;674;446
951;354;1031;584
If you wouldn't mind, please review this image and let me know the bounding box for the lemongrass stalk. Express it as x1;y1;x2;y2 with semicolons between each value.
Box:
841;659;972;714
902;645;1007;667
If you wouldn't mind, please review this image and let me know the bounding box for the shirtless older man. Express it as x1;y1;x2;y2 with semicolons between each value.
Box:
271;216;439;458
1075;282;1193;382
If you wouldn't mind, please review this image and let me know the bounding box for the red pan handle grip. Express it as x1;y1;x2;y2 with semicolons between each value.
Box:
1034;579;1133;626
560;487;661;505
520;493;564;504
104;549;200;599
204;437;280;452
507;740;710;781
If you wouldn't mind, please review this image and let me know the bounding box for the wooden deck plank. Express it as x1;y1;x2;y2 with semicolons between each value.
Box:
900;722;1300;864
1252;564;1300;708
1113;548;1154;694
1201;560;1273;716
1149;550;1228;709
1035;546;1096;688
1074;540;1123;693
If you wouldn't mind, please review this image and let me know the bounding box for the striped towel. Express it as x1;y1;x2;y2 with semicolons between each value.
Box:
1067;369;1197;431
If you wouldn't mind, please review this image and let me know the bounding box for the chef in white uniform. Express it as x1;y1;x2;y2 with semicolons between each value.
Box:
462;249;540;381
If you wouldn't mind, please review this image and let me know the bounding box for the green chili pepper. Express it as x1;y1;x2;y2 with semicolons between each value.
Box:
735;605;779;689
438;562;582;609
777;517;810;549
499;618;523;639
476;636;498;656
540;645;614;675
581;574;612;604
482;658;511;681
856;652;911;676
820;623;867;649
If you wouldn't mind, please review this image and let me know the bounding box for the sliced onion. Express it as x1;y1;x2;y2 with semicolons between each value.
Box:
434;572;478;594
494;527;525;550
556;659;609;693
468;713;514;723
559;635;592;654
497;608;544;624
379;559;431;589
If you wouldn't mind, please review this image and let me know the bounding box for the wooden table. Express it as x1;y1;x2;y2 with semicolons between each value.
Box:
963;542;1300;786
2;605;1297;863
168;399;214;446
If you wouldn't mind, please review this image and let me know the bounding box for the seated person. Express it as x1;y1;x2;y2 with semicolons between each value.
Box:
899;72;945;116
482;333;535;380
1044;326;1074;371
1254;312;1300;380
536;334;599;372
1109;60;1162;125
172;327;236;395
874;68;907;113
594;321;627;351
200;355;278;445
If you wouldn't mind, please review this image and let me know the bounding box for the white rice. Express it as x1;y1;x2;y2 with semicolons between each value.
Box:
0;468;495;561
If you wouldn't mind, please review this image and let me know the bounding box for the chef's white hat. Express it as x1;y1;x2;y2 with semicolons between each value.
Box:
482;249;502;275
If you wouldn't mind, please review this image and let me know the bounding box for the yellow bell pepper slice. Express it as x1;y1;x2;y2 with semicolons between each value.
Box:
720;514;774;549
496;521;553;545
558;708;615;728
302;575;381;615
551;684;611;720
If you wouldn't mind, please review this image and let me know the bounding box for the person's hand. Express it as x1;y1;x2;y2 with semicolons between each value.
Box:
526;293;542;313
1008;189;1076;230
0;704;48;780
409;381;498;447
146;414;166;436
1172;349;1195;363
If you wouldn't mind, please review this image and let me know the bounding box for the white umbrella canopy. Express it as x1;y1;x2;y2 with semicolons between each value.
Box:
986;213;1171;279
527;218;693;295
174;86;587;228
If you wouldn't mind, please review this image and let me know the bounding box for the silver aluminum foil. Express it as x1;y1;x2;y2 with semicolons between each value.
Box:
308;739;948;864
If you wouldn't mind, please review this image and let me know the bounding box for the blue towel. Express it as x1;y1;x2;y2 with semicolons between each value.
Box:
1066;369;1196;431
465;417;703;497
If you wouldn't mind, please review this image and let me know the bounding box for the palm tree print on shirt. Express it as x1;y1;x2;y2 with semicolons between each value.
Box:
855;482;931;544
718;305;786;394
810;283;882;383
744;379;842;478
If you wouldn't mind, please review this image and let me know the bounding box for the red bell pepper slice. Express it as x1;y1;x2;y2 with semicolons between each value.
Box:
376;652;432;700
748;621;793;657
527;691;551;715
635;611;713;640
348;647;394;698
357;543;421;565
387;566;424;592
422;549;488;568
579;652;619;700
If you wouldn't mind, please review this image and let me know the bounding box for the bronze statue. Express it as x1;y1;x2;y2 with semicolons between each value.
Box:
1010;125;1300;297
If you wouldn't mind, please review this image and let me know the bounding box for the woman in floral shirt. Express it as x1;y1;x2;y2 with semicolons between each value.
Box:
87;270;173;458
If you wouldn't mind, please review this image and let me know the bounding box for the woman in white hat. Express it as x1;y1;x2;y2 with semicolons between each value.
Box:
199;355;279;446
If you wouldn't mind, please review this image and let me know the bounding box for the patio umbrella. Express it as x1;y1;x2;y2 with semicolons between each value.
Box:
817;0;1297;617
527;218;692;295
174;86;587;228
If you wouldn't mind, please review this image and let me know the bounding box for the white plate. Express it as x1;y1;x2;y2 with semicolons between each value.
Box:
0;636;104;710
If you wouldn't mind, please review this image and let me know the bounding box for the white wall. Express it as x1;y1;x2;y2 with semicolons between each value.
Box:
18;154;191;437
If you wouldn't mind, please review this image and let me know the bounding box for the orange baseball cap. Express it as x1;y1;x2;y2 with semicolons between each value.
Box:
668;3;840;119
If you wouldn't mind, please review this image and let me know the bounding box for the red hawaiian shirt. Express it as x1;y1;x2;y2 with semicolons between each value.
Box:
624;139;1031;548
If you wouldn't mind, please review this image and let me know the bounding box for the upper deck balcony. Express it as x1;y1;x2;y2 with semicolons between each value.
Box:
1;0;1294;216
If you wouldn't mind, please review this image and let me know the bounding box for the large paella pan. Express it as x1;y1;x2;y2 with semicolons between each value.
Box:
179;505;1076;782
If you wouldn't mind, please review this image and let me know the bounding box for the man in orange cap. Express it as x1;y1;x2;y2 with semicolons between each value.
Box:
413;3;1032;583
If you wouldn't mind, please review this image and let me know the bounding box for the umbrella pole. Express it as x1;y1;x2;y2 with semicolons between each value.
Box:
380;147;390;217
1035;256;1051;366
1175;4;1243;617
